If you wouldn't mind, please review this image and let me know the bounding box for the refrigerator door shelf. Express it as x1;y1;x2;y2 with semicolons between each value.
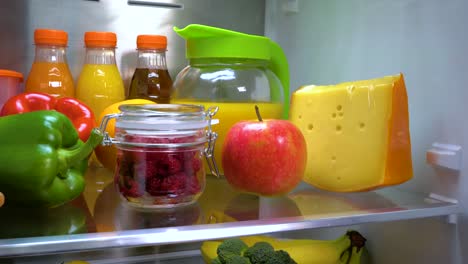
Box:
426;143;462;171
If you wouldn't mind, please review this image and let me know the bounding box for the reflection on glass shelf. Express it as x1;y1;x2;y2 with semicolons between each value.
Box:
96;183;203;231
0;165;460;257
0;196;94;239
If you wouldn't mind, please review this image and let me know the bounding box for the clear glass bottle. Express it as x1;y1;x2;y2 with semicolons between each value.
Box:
98;104;219;209
128;35;173;103
76;31;125;124
25;28;75;98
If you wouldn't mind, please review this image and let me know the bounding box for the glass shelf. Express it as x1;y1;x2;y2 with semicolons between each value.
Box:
0;166;460;257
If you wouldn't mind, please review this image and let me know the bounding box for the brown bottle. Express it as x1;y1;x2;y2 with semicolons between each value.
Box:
129;35;172;103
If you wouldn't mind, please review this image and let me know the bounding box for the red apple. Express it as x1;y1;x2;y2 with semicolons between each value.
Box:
221;106;307;196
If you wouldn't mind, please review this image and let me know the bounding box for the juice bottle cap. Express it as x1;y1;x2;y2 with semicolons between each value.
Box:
34;29;68;46
84;32;117;47
137;35;167;50
0;69;23;81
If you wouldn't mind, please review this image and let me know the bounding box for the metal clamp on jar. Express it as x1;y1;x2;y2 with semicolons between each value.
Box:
98;104;219;209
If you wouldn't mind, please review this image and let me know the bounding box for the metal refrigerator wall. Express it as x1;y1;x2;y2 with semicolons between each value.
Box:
265;0;467;263
0;0;265;94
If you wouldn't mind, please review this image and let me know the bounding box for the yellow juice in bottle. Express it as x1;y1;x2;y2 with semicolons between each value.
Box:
26;62;75;98
171;100;283;175
76;64;125;123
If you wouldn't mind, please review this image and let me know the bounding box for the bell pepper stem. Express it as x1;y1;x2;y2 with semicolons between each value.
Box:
57;129;103;176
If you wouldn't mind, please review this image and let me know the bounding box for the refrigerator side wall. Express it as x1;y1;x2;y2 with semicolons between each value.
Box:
265;0;467;263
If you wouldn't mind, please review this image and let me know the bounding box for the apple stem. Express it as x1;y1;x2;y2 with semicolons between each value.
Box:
255;105;263;122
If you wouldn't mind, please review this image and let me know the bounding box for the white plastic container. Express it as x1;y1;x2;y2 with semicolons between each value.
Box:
0;69;23;109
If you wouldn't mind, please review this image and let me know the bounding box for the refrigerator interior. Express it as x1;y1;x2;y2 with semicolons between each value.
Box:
0;1;265;263
0;0;466;263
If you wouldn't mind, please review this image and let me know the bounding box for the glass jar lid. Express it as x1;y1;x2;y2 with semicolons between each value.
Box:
115;104;219;133
97;103;220;176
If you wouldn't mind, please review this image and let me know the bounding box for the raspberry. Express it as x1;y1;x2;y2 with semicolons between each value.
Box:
125;184;143;198
120;175;129;188
128;150;146;163
179;149;193;163
120;178;143;198
192;157;202;172
167;155;183;174
139;137;170;144
145;151;164;162
117;156;134;178
183;154;202;178
175;150;190;165
146;176;162;196
123;134;138;143
125;134;149;144
169;136;196;144
160;172;187;195
133;160;158;179
117;134;205;203
156;155;182;175
186;175;201;195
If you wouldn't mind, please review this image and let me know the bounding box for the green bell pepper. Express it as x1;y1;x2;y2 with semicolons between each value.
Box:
0;110;103;208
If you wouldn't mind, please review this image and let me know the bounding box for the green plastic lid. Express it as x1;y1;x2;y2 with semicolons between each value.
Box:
174;24;272;60
174;24;290;118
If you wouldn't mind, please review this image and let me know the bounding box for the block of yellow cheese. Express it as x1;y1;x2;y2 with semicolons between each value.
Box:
289;73;413;192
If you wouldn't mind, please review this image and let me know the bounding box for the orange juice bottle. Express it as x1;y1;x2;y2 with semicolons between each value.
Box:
76;32;125;123
25;29;75;97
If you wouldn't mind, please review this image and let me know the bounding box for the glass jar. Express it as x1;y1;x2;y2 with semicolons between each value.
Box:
98;104;219;209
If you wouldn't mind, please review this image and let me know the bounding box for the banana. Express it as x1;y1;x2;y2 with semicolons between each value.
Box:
205;209;238;224
201;241;222;263
200;231;367;264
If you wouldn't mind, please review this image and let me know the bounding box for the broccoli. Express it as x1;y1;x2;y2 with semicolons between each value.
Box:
224;255;252;264
243;242;275;264
217;238;249;263
217;238;249;255
264;250;297;264
215;239;295;264
212;257;223;264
